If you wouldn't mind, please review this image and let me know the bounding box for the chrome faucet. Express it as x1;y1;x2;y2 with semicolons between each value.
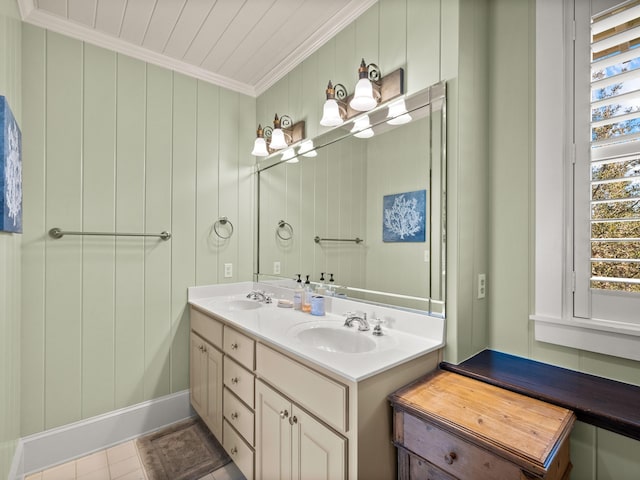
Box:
246;290;271;303
344;312;370;331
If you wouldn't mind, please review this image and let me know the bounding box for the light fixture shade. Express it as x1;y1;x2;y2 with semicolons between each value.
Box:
320;99;343;126
282;148;298;163
251;137;269;156
299;140;317;157
350;77;377;111
387;99;412;125
351;116;374;139
270;128;288;150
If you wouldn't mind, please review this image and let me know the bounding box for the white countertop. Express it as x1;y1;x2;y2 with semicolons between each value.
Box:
188;282;445;382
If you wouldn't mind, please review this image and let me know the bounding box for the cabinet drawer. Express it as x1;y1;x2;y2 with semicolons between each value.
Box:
224;326;255;370
256;344;347;432
224;357;255;408
398;411;520;480
190;307;223;348
223;420;254;480
224;387;254;446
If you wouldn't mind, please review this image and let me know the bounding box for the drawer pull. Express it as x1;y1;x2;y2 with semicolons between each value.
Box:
289;415;298;425
230;411;239;420
230;447;238;455
279;409;289;419
231;342;239;350
231;377;239;385
444;452;457;465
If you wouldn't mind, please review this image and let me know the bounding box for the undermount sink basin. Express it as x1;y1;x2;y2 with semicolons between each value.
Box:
225;299;262;311
296;326;376;354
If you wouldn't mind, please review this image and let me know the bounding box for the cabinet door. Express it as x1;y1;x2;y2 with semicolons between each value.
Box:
190;332;207;417
292;406;346;480
255;380;292;480
205;343;223;440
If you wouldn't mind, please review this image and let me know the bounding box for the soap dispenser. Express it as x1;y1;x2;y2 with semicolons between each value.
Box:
293;274;304;310
302;275;313;313
316;273;327;295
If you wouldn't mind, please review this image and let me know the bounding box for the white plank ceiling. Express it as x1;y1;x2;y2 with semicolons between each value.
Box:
17;0;377;96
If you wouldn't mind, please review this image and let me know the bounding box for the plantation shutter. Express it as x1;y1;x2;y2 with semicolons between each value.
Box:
589;0;640;295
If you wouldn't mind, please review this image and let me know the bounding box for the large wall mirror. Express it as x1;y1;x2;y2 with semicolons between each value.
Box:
255;82;446;316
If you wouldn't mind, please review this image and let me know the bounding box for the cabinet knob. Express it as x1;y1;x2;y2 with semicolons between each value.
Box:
289;415;298;425
198;345;204;352
279;409;289;419
231;342;238;350
231;377;239;384
230;447;238;455
230;412;239;420
444;452;457;465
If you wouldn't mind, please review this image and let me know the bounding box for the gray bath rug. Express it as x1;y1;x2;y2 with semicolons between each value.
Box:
136;417;230;480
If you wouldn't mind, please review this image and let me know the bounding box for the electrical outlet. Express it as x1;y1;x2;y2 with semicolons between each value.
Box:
478;273;486;299
273;261;281;275
224;263;233;278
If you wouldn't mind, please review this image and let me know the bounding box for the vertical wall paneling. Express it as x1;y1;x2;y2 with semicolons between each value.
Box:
21;23;45;436
82;43;117;418
0;1;21;475
195;81;220;286
237;93;256;280
144;64;173;400
218;90;240;283
44;31;84;429
114;54;146;409
379;0;407;74
354;3;379;70
170;73;197;393
406;0;441;93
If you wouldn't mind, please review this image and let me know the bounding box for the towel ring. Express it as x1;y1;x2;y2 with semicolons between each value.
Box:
213;216;234;239
277;220;293;241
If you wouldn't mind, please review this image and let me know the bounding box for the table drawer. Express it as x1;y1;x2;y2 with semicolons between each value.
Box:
224;326;255;370
224;387;254;446
190;307;223;349
224;356;255;408
398;411;520;480
256;343;347;432
223;420;254;480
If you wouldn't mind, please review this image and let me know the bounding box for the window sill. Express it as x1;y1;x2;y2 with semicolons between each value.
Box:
532;315;640;362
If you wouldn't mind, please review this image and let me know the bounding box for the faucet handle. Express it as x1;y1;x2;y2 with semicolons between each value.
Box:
370;316;383;336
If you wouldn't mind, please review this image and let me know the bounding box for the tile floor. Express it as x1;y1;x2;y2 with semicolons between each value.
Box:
24;438;246;480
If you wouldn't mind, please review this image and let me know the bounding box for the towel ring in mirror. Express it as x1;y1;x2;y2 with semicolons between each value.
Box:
213;216;234;239
277;220;293;241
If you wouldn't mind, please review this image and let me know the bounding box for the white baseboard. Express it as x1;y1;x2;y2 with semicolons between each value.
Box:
12;389;193;479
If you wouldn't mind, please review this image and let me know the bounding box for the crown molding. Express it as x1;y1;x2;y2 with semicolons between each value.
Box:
253;0;378;96
16;0;377;98
17;2;257;97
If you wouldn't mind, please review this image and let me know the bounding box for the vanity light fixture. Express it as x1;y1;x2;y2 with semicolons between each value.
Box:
269;114;289;150
350;58;381;112
281;148;298;163
298;139;318;157
386;98;412;125
351;115;374;139
320;81;348;126
251;124;269;157
251;114;305;156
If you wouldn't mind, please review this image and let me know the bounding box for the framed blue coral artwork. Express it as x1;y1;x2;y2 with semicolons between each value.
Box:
383;189;426;242
0;96;22;233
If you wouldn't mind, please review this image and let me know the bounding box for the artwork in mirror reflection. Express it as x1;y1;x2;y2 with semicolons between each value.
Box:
383;189;426;242
257;83;446;315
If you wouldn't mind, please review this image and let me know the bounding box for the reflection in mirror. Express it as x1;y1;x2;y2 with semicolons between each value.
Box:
256;82;446;316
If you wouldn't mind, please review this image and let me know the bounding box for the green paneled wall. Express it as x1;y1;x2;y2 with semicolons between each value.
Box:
20;25;255;434
487;0;640;477
0;0;21;477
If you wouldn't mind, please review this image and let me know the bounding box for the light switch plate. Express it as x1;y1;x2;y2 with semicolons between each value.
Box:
224;263;233;278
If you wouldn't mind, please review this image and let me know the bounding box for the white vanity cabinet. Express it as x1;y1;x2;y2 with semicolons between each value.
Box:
255;379;346;480
189;302;442;480
190;309;224;439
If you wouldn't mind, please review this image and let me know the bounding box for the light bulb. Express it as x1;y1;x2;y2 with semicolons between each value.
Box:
320;99;344;126
351;116;374;139
269;128;288;150
299;140;317;157
251;137;269;156
350;77;378;111
387;99;412;125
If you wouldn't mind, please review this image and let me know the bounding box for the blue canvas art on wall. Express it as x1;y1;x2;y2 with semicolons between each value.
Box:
383;189;426;242
0;96;22;233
